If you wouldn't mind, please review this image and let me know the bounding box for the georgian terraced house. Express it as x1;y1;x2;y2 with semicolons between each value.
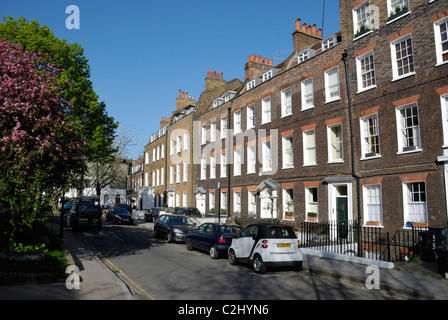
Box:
141;0;448;234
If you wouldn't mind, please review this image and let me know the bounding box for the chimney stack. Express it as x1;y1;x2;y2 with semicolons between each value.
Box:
293;18;322;53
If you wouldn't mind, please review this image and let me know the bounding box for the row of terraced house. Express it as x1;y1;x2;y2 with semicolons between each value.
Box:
132;0;448;234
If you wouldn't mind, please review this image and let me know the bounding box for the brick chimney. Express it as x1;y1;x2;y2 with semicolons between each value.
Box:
205;69;226;91
160;116;170;129
175;89;196;112
244;54;273;81
292;18;322;53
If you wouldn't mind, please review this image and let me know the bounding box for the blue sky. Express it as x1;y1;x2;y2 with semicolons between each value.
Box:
1;0;341;159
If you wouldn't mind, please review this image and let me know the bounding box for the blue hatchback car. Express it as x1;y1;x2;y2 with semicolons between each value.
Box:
186;223;242;259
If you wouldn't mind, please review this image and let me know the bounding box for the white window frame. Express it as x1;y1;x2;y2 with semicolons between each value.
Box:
161;167;164;185
221;117;227;139
234;110;241;134
183;193;187;207
201;126;207;145
176;163;181;183
395;103;421;154
387;0;410;22
282;188;294;220
247;144;256;174
434;17;448;66
170;139;174;155
247;104;255;129
363;184;383;226
220;152;227;178
327;124;343;163
441;95;448;146
210;155;216;179
161;144;165;158
262;96;271;124
281;87;292;117
182;162;187;182
210;122;216;142
303;129;316;166
183;133;189;150
262;140;272;172
156;145;160;160
200;157;207;180
390;34;415;81
360;114;381;159
353;1;372;35
356;51;376;92
325;67;340;103
233;191;241;215
170;165;175;185
282;135;294;169
301;78;314;110
247;80;256;91
234;148;241;176
305;187;318;221
263;70;273;82
176;136;181;153
209;192;215;212
248;191;256;218
402;181;427;227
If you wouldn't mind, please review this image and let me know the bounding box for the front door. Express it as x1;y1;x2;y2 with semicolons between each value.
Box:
336;197;348;239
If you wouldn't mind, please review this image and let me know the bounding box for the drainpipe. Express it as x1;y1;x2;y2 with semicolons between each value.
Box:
227;104;232;220
342;50;362;257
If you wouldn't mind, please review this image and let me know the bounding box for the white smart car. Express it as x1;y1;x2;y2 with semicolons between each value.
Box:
228;223;303;273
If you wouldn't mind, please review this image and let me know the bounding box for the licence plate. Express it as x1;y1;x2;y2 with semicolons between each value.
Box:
277;243;291;248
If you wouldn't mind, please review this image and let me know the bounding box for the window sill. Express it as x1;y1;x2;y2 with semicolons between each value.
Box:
397;148;422;155
387;10;411;25
301;106;315;111
357;85;377;94
281;113;293;119
436;60;448;67
392;72;415;82
353;29;372;41
303;163;317;167
325;97;341;104
282;166;294;170
327;159;344;164
360;154;381;161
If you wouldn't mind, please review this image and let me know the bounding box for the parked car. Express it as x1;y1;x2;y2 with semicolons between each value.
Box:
153;214;197;243
101;204;110;216
146;207;168;222
106;207;133;224
62;201;73;215
66;196;102;231
228;223;303;273
186;223;242;259
173;207;202;217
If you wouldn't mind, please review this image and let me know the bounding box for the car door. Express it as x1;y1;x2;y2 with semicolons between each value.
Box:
234;224;258;259
191;224;207;249
200;224;214;249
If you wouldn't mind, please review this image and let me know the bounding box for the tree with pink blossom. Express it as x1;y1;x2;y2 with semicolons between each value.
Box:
0;39;86;249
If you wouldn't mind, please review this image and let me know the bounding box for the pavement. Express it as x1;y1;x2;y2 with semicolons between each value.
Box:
0;220;447;300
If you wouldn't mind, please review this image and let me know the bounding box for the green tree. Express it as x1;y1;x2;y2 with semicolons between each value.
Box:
0;16;118;179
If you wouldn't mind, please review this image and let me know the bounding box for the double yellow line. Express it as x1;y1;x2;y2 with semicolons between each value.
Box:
75;232;156;300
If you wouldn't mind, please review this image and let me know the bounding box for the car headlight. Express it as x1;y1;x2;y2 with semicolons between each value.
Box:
173;228;184;234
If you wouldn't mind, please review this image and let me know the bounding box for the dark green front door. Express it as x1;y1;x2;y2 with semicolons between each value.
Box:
336;197;348;239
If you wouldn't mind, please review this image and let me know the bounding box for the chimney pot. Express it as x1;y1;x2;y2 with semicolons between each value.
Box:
317;28;322;37
295;18;301;31
312;24;316;35
178;89;181;98
301;23;307;32
220;72;223;79
307;25;311;34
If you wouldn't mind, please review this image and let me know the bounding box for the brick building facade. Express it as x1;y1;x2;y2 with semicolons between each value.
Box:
141;0;447;234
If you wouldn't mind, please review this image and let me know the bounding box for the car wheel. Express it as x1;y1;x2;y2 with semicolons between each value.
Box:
253;254;267;274
186;238;193;251
228;249;237;265
154;228;159;238
209;246;219;259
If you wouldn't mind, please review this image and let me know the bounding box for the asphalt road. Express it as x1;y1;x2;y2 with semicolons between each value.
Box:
68;220;409;300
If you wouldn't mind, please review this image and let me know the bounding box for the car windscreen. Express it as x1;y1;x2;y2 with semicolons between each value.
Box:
220;226;242;235
169;216;195;225
264;226;296;239
77;201;100;215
